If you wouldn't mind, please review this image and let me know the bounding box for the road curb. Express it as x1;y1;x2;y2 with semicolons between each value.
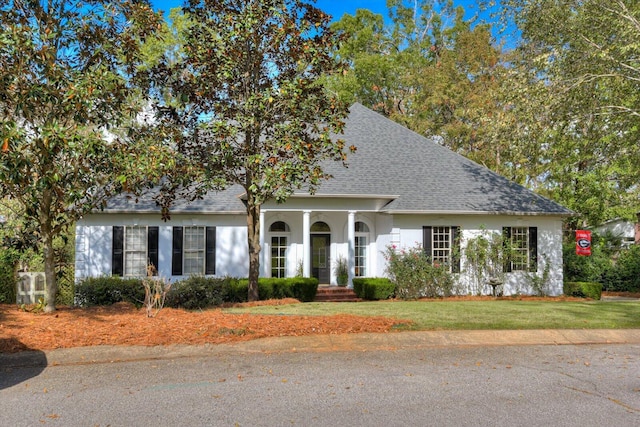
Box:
2;329;640;369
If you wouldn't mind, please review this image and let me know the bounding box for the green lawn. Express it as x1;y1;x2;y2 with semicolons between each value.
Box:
223;300;640;330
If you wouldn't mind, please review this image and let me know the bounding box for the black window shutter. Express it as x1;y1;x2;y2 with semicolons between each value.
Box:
451;226;461;273
172;227;183;276
205;226;216;275
529;227;538;272
112;226;124;276
502;227;512;273
423;226;433;260
147;227;159;275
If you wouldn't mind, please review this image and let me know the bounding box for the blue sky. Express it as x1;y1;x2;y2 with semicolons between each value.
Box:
150;1;514;46
151;1;497;26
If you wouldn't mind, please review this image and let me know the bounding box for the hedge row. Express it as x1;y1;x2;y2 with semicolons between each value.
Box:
234;277;318;303
352;278;395;300
563;282;602;300
74;276;319;309
75;277;146;307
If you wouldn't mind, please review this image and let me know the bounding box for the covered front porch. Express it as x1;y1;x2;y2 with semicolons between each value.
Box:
257;196;394;286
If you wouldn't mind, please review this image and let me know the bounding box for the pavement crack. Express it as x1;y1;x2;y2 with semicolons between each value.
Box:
607;397;640;414
564;386;640;414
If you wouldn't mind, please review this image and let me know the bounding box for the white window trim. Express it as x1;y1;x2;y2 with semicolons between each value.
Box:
124;225;147;277
270;234;288;278
509;226;530;272
269;221;291;279
354;220;373;278
183;226;206;275
431;226;453;268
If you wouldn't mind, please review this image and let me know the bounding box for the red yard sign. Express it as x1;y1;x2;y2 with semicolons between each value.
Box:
576;230;592;256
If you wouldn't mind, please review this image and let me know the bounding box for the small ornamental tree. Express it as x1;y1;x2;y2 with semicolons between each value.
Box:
154;0;352;301
464;230;506;295
0;1;168;312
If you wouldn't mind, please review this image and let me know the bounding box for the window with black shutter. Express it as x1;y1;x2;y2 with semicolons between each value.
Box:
503;226;538;272
172;227;183;276
112;226;124;276
112;226;159;277
172;226;216;276
423;225;461;273
205;227;216;275
147;227;159;275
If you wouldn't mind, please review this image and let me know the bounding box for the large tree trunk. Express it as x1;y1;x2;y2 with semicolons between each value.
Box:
41;191;57;313
42;231;57;313
246;196;261;302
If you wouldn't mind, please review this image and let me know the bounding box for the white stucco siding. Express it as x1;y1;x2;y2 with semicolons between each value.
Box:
76;213;249;281
75;224;112;280
389;214;565;296
373;214;394;277
214;225;249;278
77;210;565;295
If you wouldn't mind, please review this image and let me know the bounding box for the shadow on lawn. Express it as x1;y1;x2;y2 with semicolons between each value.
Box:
0;338;47;390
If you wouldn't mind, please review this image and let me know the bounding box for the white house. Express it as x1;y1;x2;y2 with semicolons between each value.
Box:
592;216;640;248
75;103;573;295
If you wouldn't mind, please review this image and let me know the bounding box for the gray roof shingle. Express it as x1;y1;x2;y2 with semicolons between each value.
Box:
103;103;571;216
315;103;571;215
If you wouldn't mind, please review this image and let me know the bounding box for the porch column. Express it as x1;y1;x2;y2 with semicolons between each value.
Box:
347;210;356;288
303;210;311;277
259;209;266;277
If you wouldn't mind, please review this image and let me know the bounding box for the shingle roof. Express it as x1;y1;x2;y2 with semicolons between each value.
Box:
102;185;248;214
314;103;572;215
103;103;571;216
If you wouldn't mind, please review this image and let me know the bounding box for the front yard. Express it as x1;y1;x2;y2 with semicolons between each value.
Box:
224;298;640;330
1;296;638;353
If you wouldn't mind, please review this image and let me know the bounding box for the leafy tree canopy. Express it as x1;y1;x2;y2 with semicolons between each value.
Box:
327;1;506;172
0;0;169;311
498;0;640;226
153;0;352;301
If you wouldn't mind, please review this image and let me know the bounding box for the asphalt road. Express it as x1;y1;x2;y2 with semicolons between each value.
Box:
1;342;639;426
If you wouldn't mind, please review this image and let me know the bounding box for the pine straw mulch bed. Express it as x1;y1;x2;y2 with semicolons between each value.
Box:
1;292;635;354
0;299;402;353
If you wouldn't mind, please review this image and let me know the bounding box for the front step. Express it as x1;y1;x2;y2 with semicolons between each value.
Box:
314;286;361;302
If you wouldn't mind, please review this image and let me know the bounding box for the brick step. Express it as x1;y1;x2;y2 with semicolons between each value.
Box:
314;286;361;302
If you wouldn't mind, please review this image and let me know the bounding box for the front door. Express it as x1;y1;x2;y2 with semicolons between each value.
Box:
311;234;331;284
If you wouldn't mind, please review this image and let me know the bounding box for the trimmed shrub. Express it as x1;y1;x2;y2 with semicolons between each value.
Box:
75;276;145;307
74;276;319;309
232;278;319;303
288;278;318;302
232;279;273;302
227;279;249;303
564;282;602;300
166;276;235;310
353;278;395;300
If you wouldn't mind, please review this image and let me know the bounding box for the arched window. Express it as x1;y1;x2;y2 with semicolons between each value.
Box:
269;221;290;233
269;221;290;278
311;221;331;232
355;221;369;277
355;222;369;233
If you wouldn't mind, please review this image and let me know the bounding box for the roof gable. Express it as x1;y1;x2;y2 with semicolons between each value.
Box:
316;103;571;215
